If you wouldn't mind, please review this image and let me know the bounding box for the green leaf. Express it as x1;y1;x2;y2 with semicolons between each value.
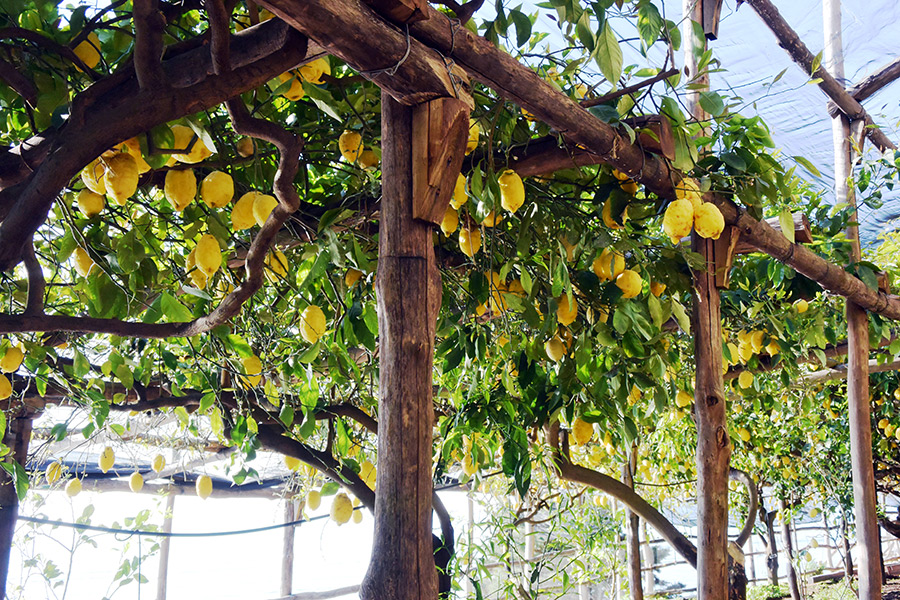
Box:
509;9;533;48
279;403;295;427
779;209;795;244
115;364;133;389
575;11;594;52
0;461;29;501
199;392;216;413
159;293;193;323
593;22;622;85
698;91;725;117
636;3;662;48
671;300;690;333
792;155;821;177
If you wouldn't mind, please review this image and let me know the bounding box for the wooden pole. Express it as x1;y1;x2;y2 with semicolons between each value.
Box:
624;446;643;600
281;498;296;597
779;498;801;600
824;1;881;597
0;414;32;600
641;521;655;595
155;491;175;600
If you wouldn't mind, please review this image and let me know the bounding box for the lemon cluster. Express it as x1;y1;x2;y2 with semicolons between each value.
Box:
662;178;725;243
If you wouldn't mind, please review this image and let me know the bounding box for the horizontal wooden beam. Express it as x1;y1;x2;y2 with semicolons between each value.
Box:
799;356;900;384
744;0;895;152
828;56;900;118
733;212;811;254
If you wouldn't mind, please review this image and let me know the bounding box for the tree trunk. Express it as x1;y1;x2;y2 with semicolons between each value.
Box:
760;504;779;586
624;446;643;600
839;510;854;581
359;93;445;600
780;498;802;600
155;491;175;600
0;414;32;600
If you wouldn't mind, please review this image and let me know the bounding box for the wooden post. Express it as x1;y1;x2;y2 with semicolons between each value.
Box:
0;414;32;600
155;491;175;600
779;497;801;600
641;521;655;595
360;92;467;600
281;498;297;597
624;446;643;600
824;1;881;596
840;509;854;581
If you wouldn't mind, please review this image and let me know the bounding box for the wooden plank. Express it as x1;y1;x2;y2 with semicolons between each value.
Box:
714;225;740;288
828;57;900;117
362;0;428;23
702;0;724;40
412;98;470;225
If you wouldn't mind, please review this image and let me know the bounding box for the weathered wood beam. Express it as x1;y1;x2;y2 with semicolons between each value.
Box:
828;57;900;117
743;0;895;152
798;356;900;384
732;213;811;254
0;413;33;597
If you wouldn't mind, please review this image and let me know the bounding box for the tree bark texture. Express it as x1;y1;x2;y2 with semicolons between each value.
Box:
761;507;779;586
840;511;854;580
624;447;643;600
779;498;802;600
0;415;32;600
359;93;442;600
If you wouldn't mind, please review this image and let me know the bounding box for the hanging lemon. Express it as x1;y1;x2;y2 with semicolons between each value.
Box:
98;446;115;473
129;472;144;493
73;32;101;69
45;462;63;485
450;174;467;209
241;354;262;387
663;198;694;243
73;247;95;278
465;119;479;155
185;248;208;289
300;305;327;344
794;299;809;313
299;57;330;84
164;168;196;211
196;474;213;499
544;336;565;362
265;250;288;282
675;177;703;210
459;227;481;257
76;189;105;217
103;153;139;205
440;206;458;236
650;281;666;297
592;249;625;281
122;137;151;174
694;202;725;239
602;199;626;230
65;478;82;497
330;492;353;525
479;206;501;227
352;509;363;524
738;371;754;390
498;170;525;214
738;428;751;442
1;346;24;373
675;390;693;408
345;268;363;288
252;193;278;226
231;191;258;230
556;295;577;326
200;171;234;208
284;455;301;471
81;159;107;194
615;270;643;299
571;418;594;445
359;460;376;488
357;148;379;169
277;72;305;100
307;489;322;510
151;454;166;473
194;234;221;277
236;137;254;157
339;130;363;163
171;125;211;164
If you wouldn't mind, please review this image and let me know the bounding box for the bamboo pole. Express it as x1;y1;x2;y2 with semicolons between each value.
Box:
281;498;296;597
155;492;175;600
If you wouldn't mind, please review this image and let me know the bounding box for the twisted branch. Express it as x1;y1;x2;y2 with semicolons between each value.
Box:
133;0;168;89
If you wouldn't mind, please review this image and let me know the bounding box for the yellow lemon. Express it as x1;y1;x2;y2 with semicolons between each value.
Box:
129;472;144;493
65;478;82;497
196;474;213;499
299;57;330;84
241;354;262;387
750;331;765;353
45;462;63;485
620;180;639;195
171;125;211;164
151;454;166;473
592;249;625;281
571;418;594;446
300;305;327;343
200;171;234;208
76;189;105;217
339;130;363;163
726;342;740;365
284;455;301;471
1;346;24;373
675;177;703;208
265;250;288;282
462;451;478;476
737;428;751;442
650;281;666;297
277;72;305;101
675;390;692;408
545;336;565;361
465;119;479;155
480;207;501;227
164;168;196;211
359;460;376;487
81;159;107;194
766;339;780;355
103;153;139;205
556;295;577;326
615;269;643;299
194;234;221;277
358;149;379;169
602;199;626;229
122;137;151;174
694;202;725;239
459;227;481;257
451;174;467;209
236;137;255;157
738;371;754;390
794;299;808;313
73;247;95;277
185;248;208;289
98;446;115;473
307;489;322;510
331;492;353;525
663;199;694;243
440;206;458;236
252;193;278;226
73;32;101;70
345;268;363;288
352;509;363;524
232;191;258;230
498;170;525;214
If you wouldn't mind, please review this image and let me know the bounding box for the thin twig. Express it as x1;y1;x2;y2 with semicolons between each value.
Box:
580;67;679;108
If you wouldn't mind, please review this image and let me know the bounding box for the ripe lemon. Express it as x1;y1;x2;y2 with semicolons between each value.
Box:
129;472;144;493
650;281;666;297
571;418;594;445
236;137;255;157
440;206;458;236
345;268;363;288
200;171;234;208
73;32;101;69
171;125;211;164
738;371;754;389
738;342;754;363
602;199;626;229
307;489;322;510
185;248;208;289
479;206;501;227
232;191;258;230
498;170;525;214
462;451;478;476
620;180;639;195
359;460;376;487
300;305;327;343
45;462;63;485
612;169;630;182
1;346;24;373
556;295;577;326
615;269;643;298
122;137;151;174
252;193;278;226
545;336;565;361
663;199;694;243
794;299;808;313
592;249;625;281
451;174;467;209
194;234;221;277
164;168;196;211
277;72;304;100
196;474;213;499
694;202;725;239
265;250;288;282
737;428;751;442
103;153;139;205
750;331;765;353
76;189;105;217
352;509;363;524
459;227;481;257
73;247;95;277
675;390;692;408
339;130;363;163
151;454;166;473
725;342;740;366
331;492;353;525
81;159;107;194
358;149;379;169
299;57;330;84
766;339;780;355
65;478;82;497
465;119;479;155
675;177;703;209
98;446;115;473
560;237;576;262
284;455;301;471
241;354;262;387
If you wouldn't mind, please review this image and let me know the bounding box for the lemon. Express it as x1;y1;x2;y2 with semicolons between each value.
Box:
129;472;144;493
620;180;639;195
76;189;105;217
545;336;565;361
122;137;151;174
592;249;625;281
737;428;751;442
65;478;82;497
103;153;139;205
359;460;376;487
98;446;115;473
339;130;363;163
151;454;166;473
252;193;278;226
479;207;501;227
738;342;754;363
810;538;819;549
650;281;666;297
462;451;478;476
612;169;630;182
560;237;576;262
236;137;255;157
345;268;363;288
200;171;234;208
663;199;694;243
196;474;213;499
232;191;258;230
766;339;780;355
498;170;525;214
451;174;467;209
45;462;63;485
459;227;481;257
573;83;588;99
241;354;262;387
675;390;692;408
615;270;643;299
440;206;458;236
284;455;301;471
299;57;330;84
358;149;379;169
81;159;107;194
73;247;95;277
194;234;221;277
738;371;754;389
694;202;725;239
171;125;211;164
571;418;593;446
556;295;577;326
300;305;327;343
750;331;765;353
164;168;196;211
725;342;740;365
675;177;703;209
794;299;808;313
1;346;24;373
352;509;363;524
307;489;322;510
331;492;353;525
602;199;626;229
185;248;208;289
265;250;288;282
465;119;479;155
73;32;101;69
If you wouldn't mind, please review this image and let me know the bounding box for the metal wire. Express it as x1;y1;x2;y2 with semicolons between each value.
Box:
360;24;412;77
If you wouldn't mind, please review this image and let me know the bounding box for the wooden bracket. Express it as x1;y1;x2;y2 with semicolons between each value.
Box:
411;97;470;225
702;0;724;40
362;0;429;24
714;225;741;289
622;115;675;161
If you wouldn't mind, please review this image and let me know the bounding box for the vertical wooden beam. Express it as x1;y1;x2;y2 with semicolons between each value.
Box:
684;1;730;599
281;498;297;597
779;497;801;600
0;414;32;600
155;491;176;600
624;446;643;600
824;1;881;597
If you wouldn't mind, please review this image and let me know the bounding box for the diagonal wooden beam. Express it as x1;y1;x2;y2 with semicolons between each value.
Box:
828;56;900;118
743;0;895;152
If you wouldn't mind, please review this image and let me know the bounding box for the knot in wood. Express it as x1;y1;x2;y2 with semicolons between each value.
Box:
705;394;720;408
716;426;729;449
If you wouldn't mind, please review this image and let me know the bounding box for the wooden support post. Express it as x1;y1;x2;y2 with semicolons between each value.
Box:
155;491;175;600
780;497;801;600
281;498;297;597
0;414;33;600
624;446;643;600
360;92;467;600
